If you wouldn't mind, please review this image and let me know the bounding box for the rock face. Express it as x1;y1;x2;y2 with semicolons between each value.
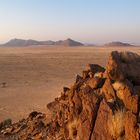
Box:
0;51;139;140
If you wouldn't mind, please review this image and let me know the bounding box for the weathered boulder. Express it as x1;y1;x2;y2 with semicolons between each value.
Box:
86;64;105;74
83;64;105;79
106;51;140;85
112;80;138;113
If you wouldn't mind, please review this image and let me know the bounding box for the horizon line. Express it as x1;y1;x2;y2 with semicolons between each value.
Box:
0;37;139;46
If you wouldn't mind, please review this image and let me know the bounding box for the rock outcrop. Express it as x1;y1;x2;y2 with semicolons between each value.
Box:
0;51;139;140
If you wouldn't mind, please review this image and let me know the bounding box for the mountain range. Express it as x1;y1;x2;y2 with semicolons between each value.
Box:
0;39;134;47
1;38;84;47
104;41;133;46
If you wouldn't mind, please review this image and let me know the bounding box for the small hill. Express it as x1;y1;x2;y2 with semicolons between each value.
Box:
55;38;84;46
1;38;84;47
105;41;133;46
3;39;41;47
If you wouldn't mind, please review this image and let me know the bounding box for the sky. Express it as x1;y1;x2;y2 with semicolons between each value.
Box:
0;0;140;44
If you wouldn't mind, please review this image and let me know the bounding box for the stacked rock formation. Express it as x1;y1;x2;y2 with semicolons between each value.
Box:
0;51;140;140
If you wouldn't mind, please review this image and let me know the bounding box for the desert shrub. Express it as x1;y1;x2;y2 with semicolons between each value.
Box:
108;109;125;140
68;119;78;139
0;118;12;129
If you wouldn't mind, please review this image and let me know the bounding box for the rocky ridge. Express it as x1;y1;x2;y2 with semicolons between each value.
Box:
104;42;133;46
0;51;140;140
1;38;84;47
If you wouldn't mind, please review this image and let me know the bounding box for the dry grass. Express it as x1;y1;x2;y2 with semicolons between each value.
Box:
108;109;125;140
68;119;78;140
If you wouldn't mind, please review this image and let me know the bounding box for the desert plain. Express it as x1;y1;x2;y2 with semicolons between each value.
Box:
0;45;140;122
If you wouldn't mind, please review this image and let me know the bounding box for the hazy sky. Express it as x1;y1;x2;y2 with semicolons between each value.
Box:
0;0;140;44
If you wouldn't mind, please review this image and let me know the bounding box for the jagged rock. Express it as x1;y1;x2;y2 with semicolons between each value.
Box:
122;84;138;114
94;72;104;78
87;77;105;89
75;74;83;83
86;64;105;74
75;92;102;140
0;51;139;140
106;51;140;84
112;80;138;113
63;87;70;93
82;64;105;80
102;78;116;102
82;70;89;79
125;111;138;140
134;86;140;97
91;99;113;140
47;100;60;112
0;119;12;130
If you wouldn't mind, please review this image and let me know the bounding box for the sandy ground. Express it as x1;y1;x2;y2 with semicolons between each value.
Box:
0;46;140;122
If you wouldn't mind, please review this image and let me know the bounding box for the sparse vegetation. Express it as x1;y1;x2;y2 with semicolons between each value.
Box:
108;109;125;140
68;119;78;139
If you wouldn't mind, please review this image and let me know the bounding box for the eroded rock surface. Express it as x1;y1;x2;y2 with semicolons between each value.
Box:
0;51;140;140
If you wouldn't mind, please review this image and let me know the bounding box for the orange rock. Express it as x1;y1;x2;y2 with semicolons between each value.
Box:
87;77;104;89
125;111;138;140
106;51;140;84
102;78;116;102
86;64;105;74
92;99;113;140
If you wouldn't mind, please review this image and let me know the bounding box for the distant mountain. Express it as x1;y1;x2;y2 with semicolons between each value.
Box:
2;39;41;46
55;38;84;46
40;40;55;45
1;38;84;47
104;41;133;46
